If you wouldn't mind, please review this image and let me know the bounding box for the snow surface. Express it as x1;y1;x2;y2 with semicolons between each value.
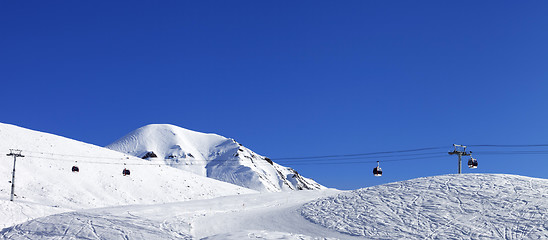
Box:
2;123;547;239
106;124;324;192
301;174;548;239
0;123;256;228
3;174;546;239
1;189;357;240
0;200;68;230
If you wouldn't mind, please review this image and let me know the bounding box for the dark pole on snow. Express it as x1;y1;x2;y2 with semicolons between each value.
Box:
448;144;471;174
7;149;24;201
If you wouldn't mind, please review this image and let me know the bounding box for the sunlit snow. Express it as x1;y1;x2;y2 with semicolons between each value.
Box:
106;124;324;192
0;123;256;228
1;123;547;239
301;174;548;239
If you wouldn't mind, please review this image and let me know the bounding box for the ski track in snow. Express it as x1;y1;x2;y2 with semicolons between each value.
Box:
301;174;548;239
0;200;68;229
1;174;548;239
1;189;357;240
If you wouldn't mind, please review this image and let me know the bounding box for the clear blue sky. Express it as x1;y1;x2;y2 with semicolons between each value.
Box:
1;1;547;190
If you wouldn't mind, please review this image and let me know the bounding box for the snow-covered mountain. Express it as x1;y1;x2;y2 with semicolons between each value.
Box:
4;122;545;239
106;124;324;192
0;123;256;228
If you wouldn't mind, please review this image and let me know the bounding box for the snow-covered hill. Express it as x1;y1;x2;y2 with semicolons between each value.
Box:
1;189;347;240
3;174;546;239
106;124;324;192
2;123;546;239
301;174;548;239
0;123;256;228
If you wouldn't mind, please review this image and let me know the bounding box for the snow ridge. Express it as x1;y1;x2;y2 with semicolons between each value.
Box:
106;124;324;192
301;174;548;239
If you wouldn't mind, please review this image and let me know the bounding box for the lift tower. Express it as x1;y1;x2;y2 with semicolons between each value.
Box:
7;149;24;201
448;144;471;174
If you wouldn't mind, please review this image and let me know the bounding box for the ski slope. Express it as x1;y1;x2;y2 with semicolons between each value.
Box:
0;123;256;228
1;189;351;240
0;200;68;230
3;174;547;239
301;174;548;239
107;124;324;192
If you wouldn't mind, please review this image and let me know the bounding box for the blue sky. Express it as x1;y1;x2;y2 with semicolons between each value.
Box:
1;1;547;189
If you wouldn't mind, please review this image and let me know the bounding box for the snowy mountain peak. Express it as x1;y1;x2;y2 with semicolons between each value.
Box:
108;124;228;163
107;124;325;192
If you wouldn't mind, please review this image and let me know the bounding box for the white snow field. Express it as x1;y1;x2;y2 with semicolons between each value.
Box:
2;122;547;239
1;189;358;240
3;174;547;239
302;174;548;239
107;124;324;192
0;123;256;228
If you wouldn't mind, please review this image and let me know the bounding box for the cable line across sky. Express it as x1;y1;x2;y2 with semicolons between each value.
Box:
8;143;548;167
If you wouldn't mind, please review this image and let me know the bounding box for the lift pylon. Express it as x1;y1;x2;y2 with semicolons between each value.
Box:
6;149;24;201
448;144;472;174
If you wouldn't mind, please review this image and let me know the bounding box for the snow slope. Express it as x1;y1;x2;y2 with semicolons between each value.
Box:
301;174;548;239
1;189;352;240
0;201;68;230
0;123;256;228
106;124;324;192
3;174;545;239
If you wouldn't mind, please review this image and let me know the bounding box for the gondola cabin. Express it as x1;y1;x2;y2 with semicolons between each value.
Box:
123;168;131;176
373;161;382;176
72;161;79;172
468;157;478;169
